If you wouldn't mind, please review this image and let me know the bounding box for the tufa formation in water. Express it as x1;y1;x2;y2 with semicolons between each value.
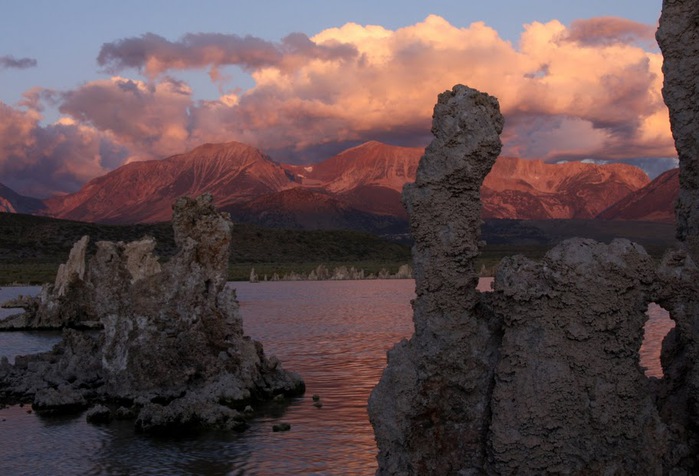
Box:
0;194;304;433
0;235;100;329
370;43;699;473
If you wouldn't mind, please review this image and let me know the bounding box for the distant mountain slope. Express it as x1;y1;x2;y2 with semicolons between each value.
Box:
0;183;45;214
294;141;422;193
482;158;650;219
338;185;407;218
44;142;293;223
225;188;407;234
20;139;668;230
597;168;679;223
0;211;413;284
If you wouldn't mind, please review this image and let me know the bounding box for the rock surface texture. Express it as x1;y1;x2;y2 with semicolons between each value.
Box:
490;239;667;474
370;81;696;474
0;194;304;433
656;0;699;470
657;0;699;256
368;85;504;474
0;235;100;329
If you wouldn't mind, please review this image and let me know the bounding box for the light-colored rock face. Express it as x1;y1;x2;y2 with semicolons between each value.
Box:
54;235;89;297
0;193;304;433
0;235;97;330
123;238;161;283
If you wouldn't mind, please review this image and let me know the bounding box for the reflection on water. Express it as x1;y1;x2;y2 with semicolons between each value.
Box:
642;303;674;378
0;279;676;475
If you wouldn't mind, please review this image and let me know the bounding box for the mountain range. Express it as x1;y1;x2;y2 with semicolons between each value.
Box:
1;141;679;234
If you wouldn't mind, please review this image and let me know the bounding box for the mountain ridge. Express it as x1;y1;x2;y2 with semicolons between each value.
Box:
0;183;45;214
0;140;678;232
43;141;293;223
597;168;679;223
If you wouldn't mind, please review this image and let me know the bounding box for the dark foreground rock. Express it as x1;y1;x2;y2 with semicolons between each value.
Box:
489;238;667;473
369;84;505;474
369;83;697;474
0;194;304;433
655;0;699;470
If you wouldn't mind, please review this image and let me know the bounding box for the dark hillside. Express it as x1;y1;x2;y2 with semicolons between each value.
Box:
0;212;411;284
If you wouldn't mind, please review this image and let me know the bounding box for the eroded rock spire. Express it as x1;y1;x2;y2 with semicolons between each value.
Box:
369;85;504;474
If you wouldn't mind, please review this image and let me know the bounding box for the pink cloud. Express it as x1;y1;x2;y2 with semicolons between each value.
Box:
1;15;675;196
563;17;657;47
0;102;124;197
58;76;195;161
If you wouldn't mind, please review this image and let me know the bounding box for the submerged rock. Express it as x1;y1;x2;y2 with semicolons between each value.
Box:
272;422;291;432
0;194;304;433
86;405;112;424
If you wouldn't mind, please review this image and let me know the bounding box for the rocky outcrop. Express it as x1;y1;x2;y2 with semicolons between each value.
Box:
0;194;304;433
654;247;699;470
369;84;504;474
655;1;699;469
260;263;413;281
0;236;100;329
489;238;666;473
369;82;688;474
657;0;699;256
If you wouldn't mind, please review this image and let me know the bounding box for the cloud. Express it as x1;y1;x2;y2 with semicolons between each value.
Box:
195;15;672;164
59;76;195;160
97;31;357;78
2;15;677;197
563;17;657;47
0;101;125;197
0;55;37;70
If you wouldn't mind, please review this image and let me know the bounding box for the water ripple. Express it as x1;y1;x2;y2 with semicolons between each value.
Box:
0;280;677;475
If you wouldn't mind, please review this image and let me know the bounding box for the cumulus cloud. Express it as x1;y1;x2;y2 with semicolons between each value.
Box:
1;15;677;197
0;100;126;197
188;15;672;164
0;55;37;70
59;76;196;160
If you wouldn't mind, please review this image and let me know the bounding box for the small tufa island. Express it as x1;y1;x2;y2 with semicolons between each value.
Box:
0;194;304;433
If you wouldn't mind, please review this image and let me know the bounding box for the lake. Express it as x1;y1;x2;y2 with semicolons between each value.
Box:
0;279;673;475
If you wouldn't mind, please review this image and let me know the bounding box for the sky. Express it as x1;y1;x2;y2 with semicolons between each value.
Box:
0;0;675;198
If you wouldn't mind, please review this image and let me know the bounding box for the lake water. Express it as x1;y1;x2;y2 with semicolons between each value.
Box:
0;280;674;475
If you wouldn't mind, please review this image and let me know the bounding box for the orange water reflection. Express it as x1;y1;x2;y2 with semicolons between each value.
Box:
0;279;677;474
